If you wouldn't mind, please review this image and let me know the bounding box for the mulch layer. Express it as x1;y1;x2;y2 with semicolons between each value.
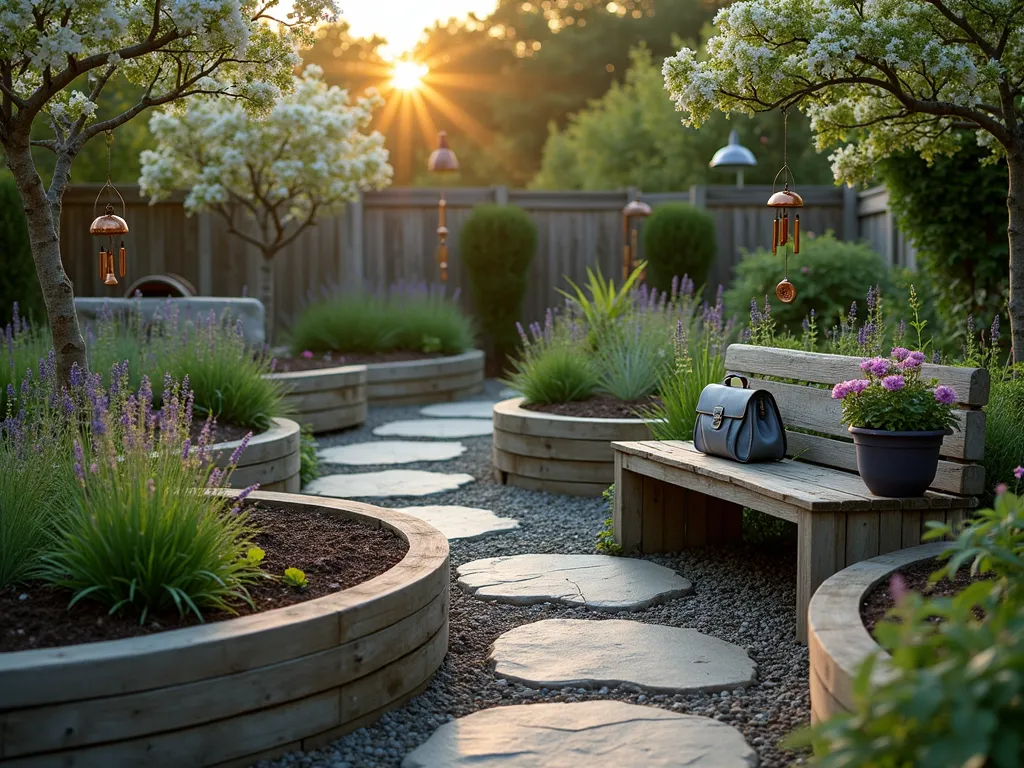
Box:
273;351;457;372
860;556;992;635
522;394;658;419
0;500;408;653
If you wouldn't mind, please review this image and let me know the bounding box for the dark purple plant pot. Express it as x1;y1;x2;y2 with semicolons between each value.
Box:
848;426;948;497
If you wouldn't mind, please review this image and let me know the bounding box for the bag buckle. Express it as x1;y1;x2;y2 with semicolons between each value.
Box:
712;406;725;429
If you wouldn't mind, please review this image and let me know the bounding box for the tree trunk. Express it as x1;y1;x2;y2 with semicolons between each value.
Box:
258;254;275;346
4;141;88;385
1008;149;1024;364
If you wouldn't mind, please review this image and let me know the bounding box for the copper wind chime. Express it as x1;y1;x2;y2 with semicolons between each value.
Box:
89;130;129;287
767;110;803;303
427;131;459;282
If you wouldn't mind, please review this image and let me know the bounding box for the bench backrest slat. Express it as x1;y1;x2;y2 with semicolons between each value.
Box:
723;345;989;497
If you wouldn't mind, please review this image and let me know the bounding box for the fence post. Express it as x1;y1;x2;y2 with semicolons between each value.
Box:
493;185;509;205
345;193;364;285
197;211;213;295
689;184;708;209
842;184;858;242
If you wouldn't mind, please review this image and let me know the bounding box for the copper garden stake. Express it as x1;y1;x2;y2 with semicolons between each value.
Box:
427;132;459;282
89;130;129;287
766;110;803;303
621;193;652;280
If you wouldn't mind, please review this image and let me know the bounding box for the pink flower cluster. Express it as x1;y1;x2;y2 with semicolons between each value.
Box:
859;357;891;377
933;385;957;405
892;347;926;369
831;379;871;400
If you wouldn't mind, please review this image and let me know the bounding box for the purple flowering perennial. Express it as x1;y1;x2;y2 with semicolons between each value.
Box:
882;375;905;392
229;432;253;466
934;385;957;405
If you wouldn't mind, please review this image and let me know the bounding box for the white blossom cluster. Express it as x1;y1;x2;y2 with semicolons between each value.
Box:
1;0;339;125
139;66;393;238
663;0;1019;184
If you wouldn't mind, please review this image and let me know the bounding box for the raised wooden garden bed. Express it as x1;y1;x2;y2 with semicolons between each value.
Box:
807;541;947;722
493;397;651;497
366;349;484;406
0;492;450;767
266;365;368;434
211;417;302;493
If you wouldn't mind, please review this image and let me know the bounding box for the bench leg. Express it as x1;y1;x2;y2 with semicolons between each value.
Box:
796;510;845;644
614;453;743;554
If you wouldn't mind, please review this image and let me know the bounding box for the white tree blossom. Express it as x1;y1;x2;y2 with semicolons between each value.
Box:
0;0;337;383
664;0;1024;361
140;66;393;337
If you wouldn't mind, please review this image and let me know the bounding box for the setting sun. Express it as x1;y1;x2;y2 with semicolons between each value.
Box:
391;60;429;91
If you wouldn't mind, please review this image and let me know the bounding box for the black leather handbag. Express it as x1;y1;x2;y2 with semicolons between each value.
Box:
693;375;787;463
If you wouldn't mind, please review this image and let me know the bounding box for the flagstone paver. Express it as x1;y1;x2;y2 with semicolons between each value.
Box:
398;505;519;541
304;470;474;498
490;619;756;693
457;554;692;611
373;419;493;439
419;401;497;419
318;440;467;466
401;701;757;768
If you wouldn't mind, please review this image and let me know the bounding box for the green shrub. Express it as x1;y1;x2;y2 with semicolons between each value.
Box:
725;233;894;337
642;202;717;294
459;204;537;360
504;314;598;405
299;426;319;486
290;285;473;357
0;178;43;324
40;372;263;622
593;314;673;401
792;492;1024;767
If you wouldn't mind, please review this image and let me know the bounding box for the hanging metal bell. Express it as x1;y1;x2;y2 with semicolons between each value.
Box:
776;278;796;303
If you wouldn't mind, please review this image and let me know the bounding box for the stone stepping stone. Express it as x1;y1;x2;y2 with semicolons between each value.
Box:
399;505;519;541
373;419;492;439
457;554;691;611
420;401;496;419
304;470;474;498
401;700;757;768
318;440;467;466
490;619;756;694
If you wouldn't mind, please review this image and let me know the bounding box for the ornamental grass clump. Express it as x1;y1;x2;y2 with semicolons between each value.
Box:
37;366;264;622
504;310;598;405
290;282;473;356
831;347;960;433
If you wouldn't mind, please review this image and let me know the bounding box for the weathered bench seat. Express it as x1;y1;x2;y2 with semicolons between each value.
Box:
612;345;989;642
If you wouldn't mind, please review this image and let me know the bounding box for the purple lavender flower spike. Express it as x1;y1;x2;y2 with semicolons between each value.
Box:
857;326;868;346
933;350;941;364
934;385;957;405
802;316;810;332
516;322;528;346
208;467;224;487
70;362;83;389
73;440;85;481
181;439;192;460
230;482;261;514
229;432;253;466
967;314;975;335
671;275;679;301
866;285;875;311
741;328;751;343
749;298;761;325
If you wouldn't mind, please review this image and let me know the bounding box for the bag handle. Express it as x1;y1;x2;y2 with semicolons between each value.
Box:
723;374;749;389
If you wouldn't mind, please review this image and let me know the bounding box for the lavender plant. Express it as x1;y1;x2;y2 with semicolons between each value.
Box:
290;281;473;357
38;368;264;623
1;304;50;416
504;310;598;405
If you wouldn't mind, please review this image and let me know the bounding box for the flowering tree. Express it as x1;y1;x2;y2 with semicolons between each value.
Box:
0;0;336;384
663;0;1024;360
139;65;392;339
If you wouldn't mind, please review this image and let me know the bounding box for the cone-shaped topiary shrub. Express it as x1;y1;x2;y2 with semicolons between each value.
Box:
642;202;717;294
460;204;537;362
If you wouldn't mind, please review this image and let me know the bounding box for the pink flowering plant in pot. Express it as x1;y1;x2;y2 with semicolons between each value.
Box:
832;348;960;497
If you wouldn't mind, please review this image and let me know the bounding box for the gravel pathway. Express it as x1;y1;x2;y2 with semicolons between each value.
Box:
258;380;809;768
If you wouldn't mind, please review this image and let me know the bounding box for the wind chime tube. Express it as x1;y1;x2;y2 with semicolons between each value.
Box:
780;211;789;245
772;216;779;255
793;215;800;254
119;242;126;277
99;250;106;280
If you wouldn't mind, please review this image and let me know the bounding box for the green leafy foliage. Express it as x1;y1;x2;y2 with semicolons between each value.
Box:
299;427;320;487
504;315;598;405
459;204;538;360
642;203;717;295
595;485;623;556
592;313;672;401
880;139;1009;339
0;179;42;324
559;262;646;345
724;233;894;337
282;567;308;589
793;492;1024;767
290;288;474;357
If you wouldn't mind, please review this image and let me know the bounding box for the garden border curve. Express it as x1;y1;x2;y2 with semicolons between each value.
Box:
0;491;450;767
365;349;484;406
210;416;302;493
265;365;368;434
492;397;651;497
807;541;947;722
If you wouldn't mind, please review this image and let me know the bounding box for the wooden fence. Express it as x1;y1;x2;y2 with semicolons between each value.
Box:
61;183;908;332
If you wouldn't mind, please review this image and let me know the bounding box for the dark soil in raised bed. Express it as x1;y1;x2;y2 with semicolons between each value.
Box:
522;394;658;419
860;556;993;635
272;350;461;372
0;500;408;653
189;417;253;445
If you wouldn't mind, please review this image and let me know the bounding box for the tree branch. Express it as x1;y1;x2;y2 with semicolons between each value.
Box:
922;0;996;58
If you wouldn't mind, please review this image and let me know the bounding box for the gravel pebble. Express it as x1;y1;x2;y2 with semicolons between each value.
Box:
257;380;809;768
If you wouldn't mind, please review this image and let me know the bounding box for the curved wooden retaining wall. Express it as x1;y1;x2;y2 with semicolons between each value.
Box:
807;542;947;722
366;350;484;406
0;493;450;767
492;398;651;496
266;365;368;434
211;417;302;493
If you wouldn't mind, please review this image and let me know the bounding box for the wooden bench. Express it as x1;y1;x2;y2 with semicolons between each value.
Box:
612;344;989;642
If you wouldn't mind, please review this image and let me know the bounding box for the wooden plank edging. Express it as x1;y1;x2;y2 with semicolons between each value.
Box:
807;542;948;720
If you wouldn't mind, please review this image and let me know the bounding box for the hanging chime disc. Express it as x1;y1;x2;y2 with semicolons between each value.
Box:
775;278;797;303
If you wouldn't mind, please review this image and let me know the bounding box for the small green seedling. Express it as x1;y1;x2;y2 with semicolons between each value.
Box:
245;547;266;566
282;567;308;589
